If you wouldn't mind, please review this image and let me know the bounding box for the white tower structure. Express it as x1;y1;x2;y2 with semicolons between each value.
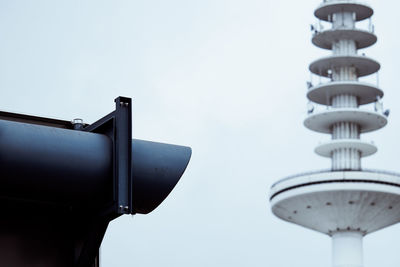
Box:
270;1;400;267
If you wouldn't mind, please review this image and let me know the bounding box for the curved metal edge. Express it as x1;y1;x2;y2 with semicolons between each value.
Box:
270;169;400;199
314;139;377;157
303;108;387;134
307;81;383;105
270;178;400;201
314;2;373;22
132;140;192;214
309;55;380;77
312;29;377;50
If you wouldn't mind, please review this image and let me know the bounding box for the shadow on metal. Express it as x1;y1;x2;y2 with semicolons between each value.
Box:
0;97;191;267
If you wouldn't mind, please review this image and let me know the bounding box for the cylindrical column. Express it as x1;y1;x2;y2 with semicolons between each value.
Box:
331;148;361;170
332;66;358;81
0;119;191;212
331;95;358;108
332;40;357;55
331;121;361;170
332;231;363;267
332;122;360;139
332;12;355;29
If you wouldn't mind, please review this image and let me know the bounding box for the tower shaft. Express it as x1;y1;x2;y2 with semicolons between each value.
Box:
332;232;363;267
329;9;361;171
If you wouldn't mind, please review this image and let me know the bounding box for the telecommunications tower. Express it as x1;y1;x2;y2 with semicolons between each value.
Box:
270;1;400;267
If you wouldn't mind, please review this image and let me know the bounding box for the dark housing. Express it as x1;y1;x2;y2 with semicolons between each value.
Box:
0;97;191;266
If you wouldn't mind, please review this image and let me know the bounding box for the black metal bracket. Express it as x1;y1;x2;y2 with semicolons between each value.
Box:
75;96;133;267
84;96;133;215
0;97;134;267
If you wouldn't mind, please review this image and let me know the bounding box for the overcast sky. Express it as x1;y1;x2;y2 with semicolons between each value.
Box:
0;1;400;266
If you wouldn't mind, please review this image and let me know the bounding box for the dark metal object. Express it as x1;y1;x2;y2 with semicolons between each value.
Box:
0;119;113;205
72;118;85;130
132;139;192;214
0;97;192;266
84;96;133;215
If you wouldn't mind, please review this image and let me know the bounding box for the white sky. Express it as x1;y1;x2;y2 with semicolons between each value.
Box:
0;1;400;266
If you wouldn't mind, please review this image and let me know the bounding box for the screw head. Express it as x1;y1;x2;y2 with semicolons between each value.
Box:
72;118;83;124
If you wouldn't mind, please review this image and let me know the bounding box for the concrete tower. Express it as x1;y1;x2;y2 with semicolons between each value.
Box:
270;1;400;267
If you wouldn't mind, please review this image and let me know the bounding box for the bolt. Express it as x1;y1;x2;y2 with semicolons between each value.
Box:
72;118;84;130
124;206;130;212
72;118;83;124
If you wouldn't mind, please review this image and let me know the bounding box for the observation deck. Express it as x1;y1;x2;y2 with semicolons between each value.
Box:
270;170;400;235
304;108;387;134
309;55;380;77
314;1;373;22
312;29;376;50
307;81;383;105
315;139;376;157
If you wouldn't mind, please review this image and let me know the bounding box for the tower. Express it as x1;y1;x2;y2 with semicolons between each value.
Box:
270;1;400;267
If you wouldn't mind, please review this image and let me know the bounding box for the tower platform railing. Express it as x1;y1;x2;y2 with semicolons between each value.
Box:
271;168;400;188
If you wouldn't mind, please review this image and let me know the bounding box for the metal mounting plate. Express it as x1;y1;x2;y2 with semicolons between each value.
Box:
84;96;132;215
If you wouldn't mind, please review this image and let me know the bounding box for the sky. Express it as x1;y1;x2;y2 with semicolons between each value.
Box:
0;0;400;266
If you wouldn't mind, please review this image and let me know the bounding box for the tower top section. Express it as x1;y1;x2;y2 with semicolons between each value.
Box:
315;1;373;22
305;0;384;171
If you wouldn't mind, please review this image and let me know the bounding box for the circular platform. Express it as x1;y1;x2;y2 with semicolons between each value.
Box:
315;1;373;22
315;139;377;158
309;55;380;77
304;108;387;134
312;29;377;50
270;170;400;235
307;81;383;105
